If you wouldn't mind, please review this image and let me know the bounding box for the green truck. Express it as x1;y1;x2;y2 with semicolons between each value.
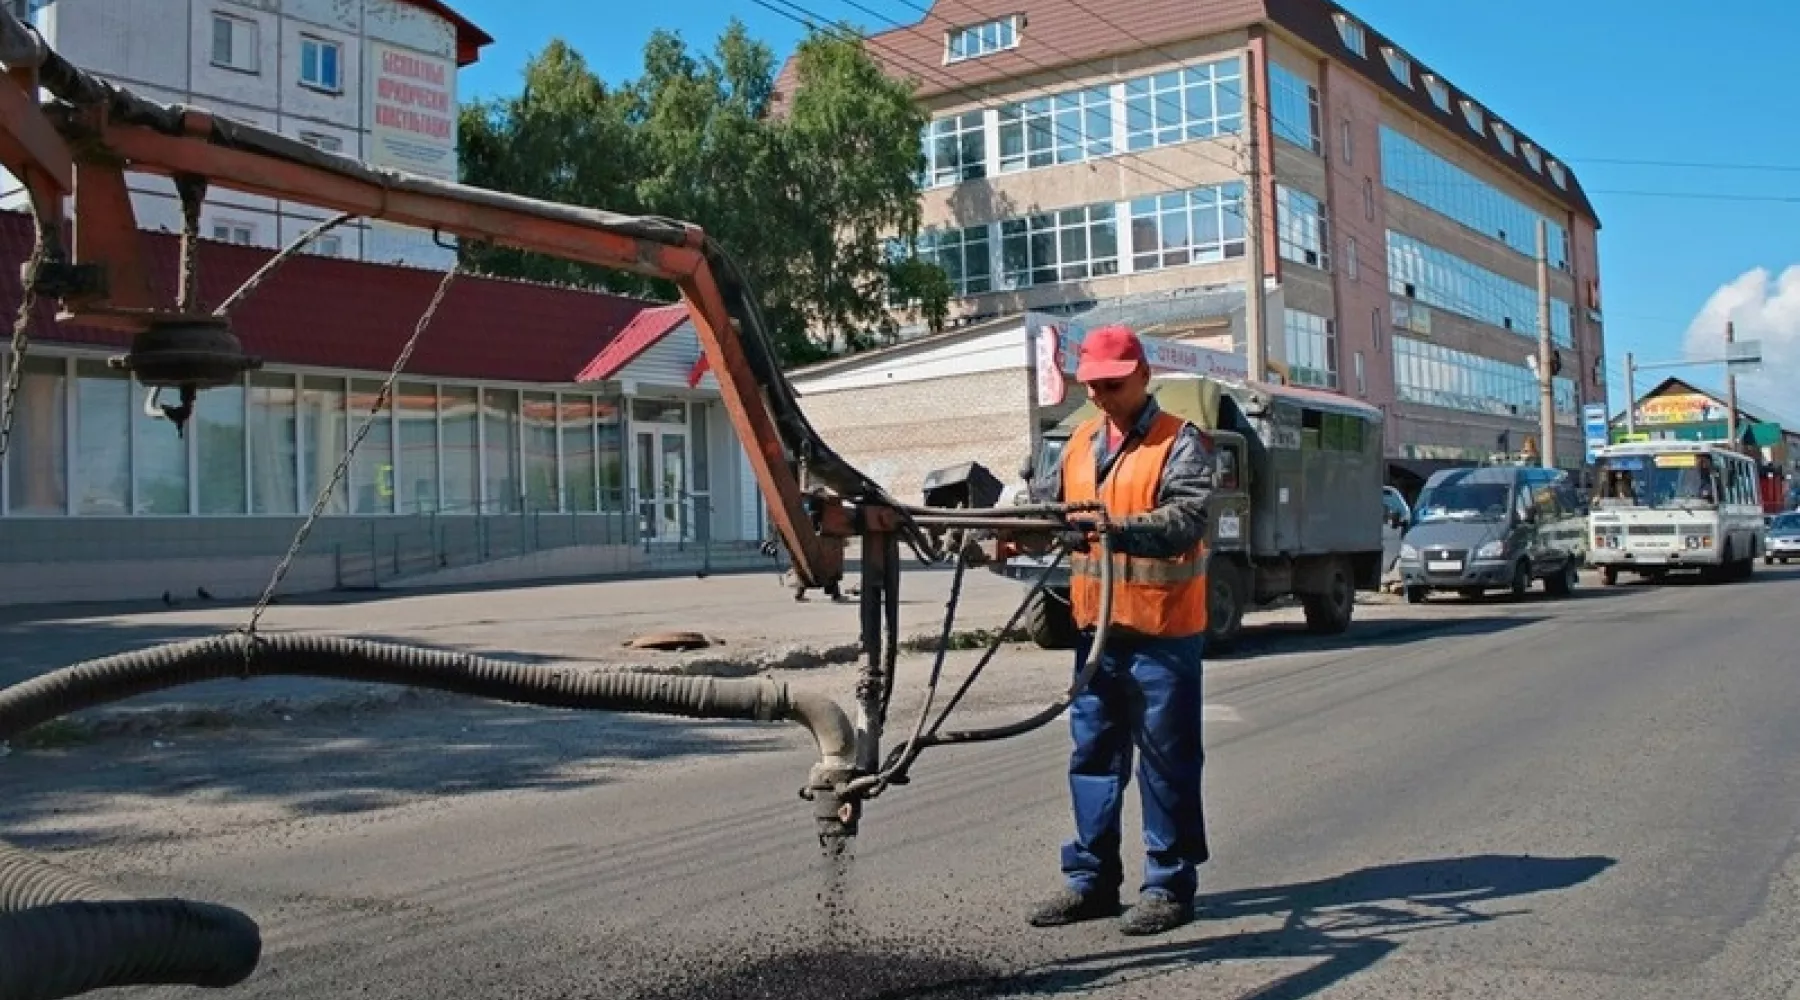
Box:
998;373;1391;649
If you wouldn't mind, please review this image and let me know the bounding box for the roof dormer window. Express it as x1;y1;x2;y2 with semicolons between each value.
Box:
1458;99;1484;135
1491;121;1515;154
1421;73;1450;112
947;15;1019;63
1546;160;1568;189
1380;47;1412;88
1331;14;1366;56
1520;141;1543;172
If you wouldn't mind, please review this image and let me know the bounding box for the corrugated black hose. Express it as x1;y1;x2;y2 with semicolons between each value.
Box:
0;632;859;999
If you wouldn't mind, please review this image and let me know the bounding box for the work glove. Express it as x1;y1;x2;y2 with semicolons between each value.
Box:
1056;528;1092;553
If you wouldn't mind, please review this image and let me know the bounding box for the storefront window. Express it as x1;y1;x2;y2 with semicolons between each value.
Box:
248;372;298;514
136;386;192;515
395;382;438;514
300;376;347;514
522;391;559;512
597;397;624;510
482;387;519;513
75;360;130;516
348;378;393;514
4;355;66;515
196;379;246;514
559;393;598;513
440;385;478;513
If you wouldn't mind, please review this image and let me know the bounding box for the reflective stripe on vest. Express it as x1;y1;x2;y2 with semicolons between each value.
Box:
1062;409;1208;638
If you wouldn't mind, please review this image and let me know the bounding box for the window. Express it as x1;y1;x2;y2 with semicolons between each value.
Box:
1344;236;1359;281
211;12;257;72
1379;127;1569;268
1546;160;1568;189
919;111;985;188
248;372;297;514
212;222;253;245
1276;185;1330;270
299;131;342;153
75;360;130;515
1269;63;1321;154
914;224;992;296
1393;335;1576;422
1332;13;1367;56
1284;309;1337;389
300;376;347;514
1127;183;1246;272
946;16;1017;62
1520;141;1543;172
349;379;394;514
1123;58;1243;152
299;35;341;91
1371;307;1383;353
1354;351;1367;396
1380;47;1412;88
312;234;342;256
1491;122;1516;155
3;354;66;515
998;86;1112;172
1459;99;1484;135
1340;120;1353;164
1387;230;1572;347
1362;177;1374;221
1422;74;1451;113
1000;205;1119;288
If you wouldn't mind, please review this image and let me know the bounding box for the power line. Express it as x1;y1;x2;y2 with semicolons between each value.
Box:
1568;156;1800;174
1583;189;1800;205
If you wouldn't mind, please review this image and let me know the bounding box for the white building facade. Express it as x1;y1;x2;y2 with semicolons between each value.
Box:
18;0;488;268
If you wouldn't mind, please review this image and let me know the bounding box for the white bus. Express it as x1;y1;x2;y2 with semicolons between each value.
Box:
1587;440;1765;584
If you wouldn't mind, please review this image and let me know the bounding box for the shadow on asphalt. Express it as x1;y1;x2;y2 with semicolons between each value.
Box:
1007;853;1616;998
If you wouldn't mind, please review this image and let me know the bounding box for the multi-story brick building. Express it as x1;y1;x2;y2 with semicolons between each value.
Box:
785;0;1607;487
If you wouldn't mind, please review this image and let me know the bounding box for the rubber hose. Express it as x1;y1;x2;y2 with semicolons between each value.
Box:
0;843;260;1000
0;632;855;765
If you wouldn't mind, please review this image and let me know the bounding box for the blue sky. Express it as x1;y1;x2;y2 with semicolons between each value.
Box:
448;0;1799;419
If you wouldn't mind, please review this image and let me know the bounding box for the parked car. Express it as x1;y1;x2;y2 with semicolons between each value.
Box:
1397;465;1586;602
1381;486;1411;577
1765;511;1800;564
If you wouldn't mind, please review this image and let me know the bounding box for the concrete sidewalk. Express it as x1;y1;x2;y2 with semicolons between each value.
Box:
0;564;1043;731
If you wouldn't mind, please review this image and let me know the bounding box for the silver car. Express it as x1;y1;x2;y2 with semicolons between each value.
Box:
1764;512;1800;564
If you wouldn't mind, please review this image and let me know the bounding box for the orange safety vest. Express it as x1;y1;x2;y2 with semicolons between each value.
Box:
1062;409;1209;638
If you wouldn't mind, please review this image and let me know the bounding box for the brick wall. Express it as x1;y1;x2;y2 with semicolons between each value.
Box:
797;368;1034;507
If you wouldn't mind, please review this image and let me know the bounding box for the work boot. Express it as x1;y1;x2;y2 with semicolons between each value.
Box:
1026;886;1121;927
1118;891;1191;936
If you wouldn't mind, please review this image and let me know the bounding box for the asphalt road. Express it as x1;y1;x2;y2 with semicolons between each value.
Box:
11;565;1800;999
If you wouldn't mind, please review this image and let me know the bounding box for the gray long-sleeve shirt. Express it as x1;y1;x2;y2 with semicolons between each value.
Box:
1033;397;1214;559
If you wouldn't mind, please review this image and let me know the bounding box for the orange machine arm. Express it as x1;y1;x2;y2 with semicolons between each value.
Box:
0;11;880;587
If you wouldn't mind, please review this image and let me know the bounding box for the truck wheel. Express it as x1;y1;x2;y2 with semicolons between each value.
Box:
1206;565;1245;651
1025;591;1078;650
1544;559;1577;597
1302;560;1355;634
1600;566;1619;586
1403;585;1429;604
1509;560;1532;600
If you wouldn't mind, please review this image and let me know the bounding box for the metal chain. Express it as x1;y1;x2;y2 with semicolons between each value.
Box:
240;261;462;655
175;175;205;311
215;212;354;316
0;203;51;468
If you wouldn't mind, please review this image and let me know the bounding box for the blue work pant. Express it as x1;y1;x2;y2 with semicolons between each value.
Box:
1060;631;1209;903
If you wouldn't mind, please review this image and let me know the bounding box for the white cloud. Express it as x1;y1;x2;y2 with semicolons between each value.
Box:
1682;265;1800;421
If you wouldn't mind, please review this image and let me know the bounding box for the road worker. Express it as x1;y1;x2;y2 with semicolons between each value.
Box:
1024;324;1215;937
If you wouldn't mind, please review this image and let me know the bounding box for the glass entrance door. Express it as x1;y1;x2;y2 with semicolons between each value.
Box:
635;425;689;541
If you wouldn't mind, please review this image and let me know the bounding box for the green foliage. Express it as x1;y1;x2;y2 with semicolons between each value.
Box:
458;21;944;366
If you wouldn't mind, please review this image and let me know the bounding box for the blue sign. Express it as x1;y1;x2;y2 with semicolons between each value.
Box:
1583;403;1610;464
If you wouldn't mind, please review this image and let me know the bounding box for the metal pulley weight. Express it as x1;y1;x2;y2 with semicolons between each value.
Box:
107;314;263;437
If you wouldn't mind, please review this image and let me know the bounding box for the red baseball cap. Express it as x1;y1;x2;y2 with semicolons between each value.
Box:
1075;325;1146;382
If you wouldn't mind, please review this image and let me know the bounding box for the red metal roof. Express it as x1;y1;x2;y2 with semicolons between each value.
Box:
0;210;672;385
392;0;493;67
573;304;690;383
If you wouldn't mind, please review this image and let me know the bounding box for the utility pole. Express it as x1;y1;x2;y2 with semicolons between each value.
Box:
1624;352;1637;435
1725;320;1739;451
1535;219;1555;468
1242;49;1266;383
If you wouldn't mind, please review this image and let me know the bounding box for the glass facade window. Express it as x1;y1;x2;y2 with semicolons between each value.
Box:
916;224;992;296
1268;63;1320;154
1128;182;1246;272
947;17;1016;62
75;360;130;516
1276;185;1330;270
1387;230;1572;347
920;110;986;189
348;378;393;514
522;391;559;512
4;355;66;515
482;387;519;513
440;385;479;513
1379;126;1569;269
560;394;599;513
598;399;625;510
1284;310;1337;389
248;372;297;514
1000;204;1119;288
300;376;347;514
396;381;438;514
1393;335;1577;422
196;381;246;514
1124;58;1243;152
998;86;1112;172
